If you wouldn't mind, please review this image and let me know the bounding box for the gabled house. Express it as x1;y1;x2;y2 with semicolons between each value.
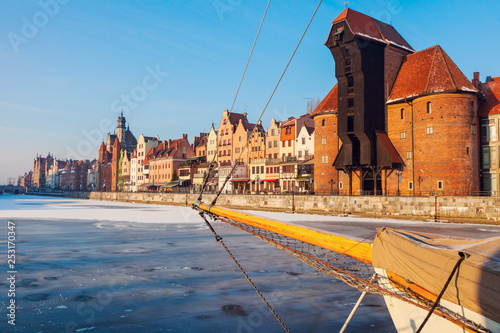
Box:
217;110;249;165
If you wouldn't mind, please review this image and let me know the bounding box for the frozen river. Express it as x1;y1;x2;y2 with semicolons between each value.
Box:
1;194;499;333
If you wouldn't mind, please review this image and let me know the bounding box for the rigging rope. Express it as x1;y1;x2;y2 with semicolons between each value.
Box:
197;0;271;203
200;212;291;333
212;0;324;205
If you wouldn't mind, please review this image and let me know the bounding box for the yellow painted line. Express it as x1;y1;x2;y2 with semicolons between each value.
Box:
196;202;372;265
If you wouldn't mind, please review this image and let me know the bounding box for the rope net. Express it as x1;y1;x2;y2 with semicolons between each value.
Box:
199;209;491;333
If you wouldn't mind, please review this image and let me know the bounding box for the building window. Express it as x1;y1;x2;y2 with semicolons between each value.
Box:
271;129;275;136
400;132;406;139
322;138;327;145
252;166;255;174
282;141;285;148
427;101;432;114
482;146;490;169
466;147;470;155
426;126;434;135
406;151;412;159
347;97;354;109
268;141;272;148
401;108;405;119
491;146;498;169
288;140;291;147
472;125;477;135
482;172;498;195
321;155;328;164
481;119;497;142
437;181;443;190
298;151;302;158
261;166;264;173
285;127;291;135
339;182;343;189
302;138;306;145
322;119;326;127
408;181;413;190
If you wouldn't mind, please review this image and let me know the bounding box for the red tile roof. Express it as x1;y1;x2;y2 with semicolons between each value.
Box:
280;117;295;127
311;83;338;117
332;8;413;52
478;77;500;116
388;45;478;103
229;113;247;126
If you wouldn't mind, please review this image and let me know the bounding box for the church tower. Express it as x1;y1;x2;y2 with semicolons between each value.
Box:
117;111;126;144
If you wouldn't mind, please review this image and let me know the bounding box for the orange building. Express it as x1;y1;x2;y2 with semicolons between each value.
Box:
146;135;195;190
217;110;249;165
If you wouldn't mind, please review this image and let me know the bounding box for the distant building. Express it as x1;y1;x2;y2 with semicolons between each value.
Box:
133;134;158;191
32;153;53;188
206;124;218;165
217;110;249;165
97;114;138;192
145;135;195;191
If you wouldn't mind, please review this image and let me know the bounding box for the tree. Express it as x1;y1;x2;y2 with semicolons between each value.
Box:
306;97;321;114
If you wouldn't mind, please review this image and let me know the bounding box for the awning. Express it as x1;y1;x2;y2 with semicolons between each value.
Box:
230;178;249;182
262;179;278;182
140;183;155;188
161;181;180;188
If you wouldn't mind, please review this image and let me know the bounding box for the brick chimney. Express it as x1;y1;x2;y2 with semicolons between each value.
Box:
472;72;480;88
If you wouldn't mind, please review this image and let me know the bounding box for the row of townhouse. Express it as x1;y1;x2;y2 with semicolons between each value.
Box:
22;154;98;191
93;108;317;194
189;110;316;194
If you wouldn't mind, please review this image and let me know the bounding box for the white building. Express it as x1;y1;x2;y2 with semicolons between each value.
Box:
295;123;314;160
207;124;218;165
135;134;159;190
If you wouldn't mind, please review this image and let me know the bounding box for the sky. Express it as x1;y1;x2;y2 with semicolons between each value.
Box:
0;0;499;184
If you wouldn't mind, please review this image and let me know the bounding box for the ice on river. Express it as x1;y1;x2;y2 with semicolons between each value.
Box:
0;194;399;332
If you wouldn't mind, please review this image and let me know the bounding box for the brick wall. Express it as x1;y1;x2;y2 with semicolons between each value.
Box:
313;113;339;194
387;93;480;196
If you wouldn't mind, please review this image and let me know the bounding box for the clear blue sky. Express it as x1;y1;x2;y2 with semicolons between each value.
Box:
1;0;499;184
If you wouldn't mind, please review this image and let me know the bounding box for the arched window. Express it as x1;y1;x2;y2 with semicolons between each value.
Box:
322;119;326;127
427;101;431;114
